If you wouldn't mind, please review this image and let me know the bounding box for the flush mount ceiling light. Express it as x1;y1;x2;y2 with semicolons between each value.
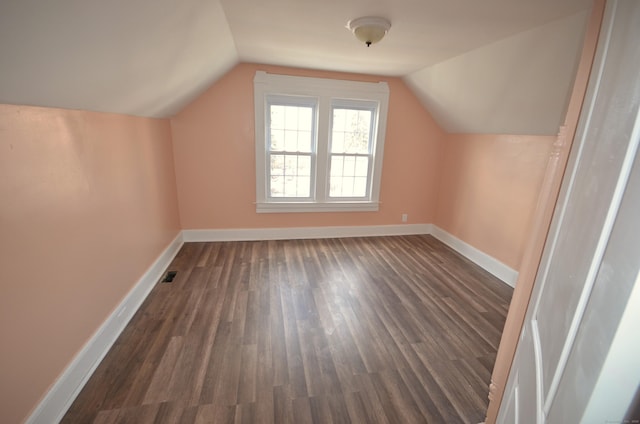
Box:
347;16;391;47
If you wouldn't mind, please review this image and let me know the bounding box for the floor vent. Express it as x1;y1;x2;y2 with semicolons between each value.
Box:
162;271;177;283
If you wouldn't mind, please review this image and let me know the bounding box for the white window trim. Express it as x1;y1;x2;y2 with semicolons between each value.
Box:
254;71;389;213
265;95;318;201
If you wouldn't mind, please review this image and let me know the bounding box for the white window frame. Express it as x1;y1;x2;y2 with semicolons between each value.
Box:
254;71;389;213
265;95;318;201
328;99;378;201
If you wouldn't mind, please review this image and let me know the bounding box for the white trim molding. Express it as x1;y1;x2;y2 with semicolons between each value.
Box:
254;71;390;213
431;226;518;287
183;224;517;286
27;233;184;424
183;224;433;242
256;201;381;213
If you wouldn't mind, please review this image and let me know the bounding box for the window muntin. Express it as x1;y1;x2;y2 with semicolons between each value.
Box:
329;103;376;199
266;98;316;199
254;71;389;213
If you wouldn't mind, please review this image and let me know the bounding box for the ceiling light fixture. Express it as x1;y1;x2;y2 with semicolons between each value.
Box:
347;16;391;47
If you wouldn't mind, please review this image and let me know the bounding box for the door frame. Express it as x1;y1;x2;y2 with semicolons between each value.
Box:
484;1;606;422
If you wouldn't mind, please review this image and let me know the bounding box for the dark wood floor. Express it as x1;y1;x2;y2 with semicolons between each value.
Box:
62;235;513;424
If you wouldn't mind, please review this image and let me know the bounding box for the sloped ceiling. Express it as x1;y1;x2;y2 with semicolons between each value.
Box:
406;11;590;135
0;0;593;134
0;0;238;118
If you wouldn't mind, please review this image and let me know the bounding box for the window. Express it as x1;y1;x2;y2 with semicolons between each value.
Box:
254;71;389;213
329;101;376;199
267;97;316;199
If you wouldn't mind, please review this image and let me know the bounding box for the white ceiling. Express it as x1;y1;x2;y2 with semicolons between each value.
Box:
0;0;594;134
406;10;591;134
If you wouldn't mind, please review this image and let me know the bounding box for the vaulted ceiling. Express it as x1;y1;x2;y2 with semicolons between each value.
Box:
0;0;593;134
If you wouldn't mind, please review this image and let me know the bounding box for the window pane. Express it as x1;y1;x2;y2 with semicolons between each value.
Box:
355;157;369;176
299;108;313;131
330;156;343;177
331;132;344;153
329;176;341;197
348;109;371;153
333;109;346;131
353;177;367;197
284;106;298;129
284;130;298;151
269;154;312;198
330;175;355;197
284;176;297;197
270;175;284;197
296;177;310;197
298;156;311;176
298;131;312;152
329;154;368;198
270;155;284;175
270;105;285;129
342;177;355;196
332;108;372;155
270;129;284;151
343;156;356;177
284;155;297;175
269;103;314;155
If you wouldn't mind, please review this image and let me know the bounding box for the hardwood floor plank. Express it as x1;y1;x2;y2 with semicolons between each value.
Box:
233;402;256;424
253;388;274;424
92;409;119;424
272;385;293;424
297;320;325;397
397;366;448;423
198;321;231;404
62;235;513;423
397;342;460;422
280;284;309;398
268;282;289;388
243;289;259;345
152;401;188;424
194;403;234;424
237;344;258;404
327;393;353;424
308;396;334;424
291;397;313;424
142;336;184;404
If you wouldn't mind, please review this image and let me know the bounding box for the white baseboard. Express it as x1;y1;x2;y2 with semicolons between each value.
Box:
27;232;184;424
182;223;434;242
183;224;516;286
431;226;518;287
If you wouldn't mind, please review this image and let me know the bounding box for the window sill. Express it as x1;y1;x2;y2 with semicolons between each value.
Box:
256;201;380;213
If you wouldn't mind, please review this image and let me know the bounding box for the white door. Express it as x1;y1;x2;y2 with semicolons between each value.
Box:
498;1;640;423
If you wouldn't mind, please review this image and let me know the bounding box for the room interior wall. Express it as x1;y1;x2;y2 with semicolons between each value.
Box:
435;133;555;271
170;63;446;230
0;104;181;424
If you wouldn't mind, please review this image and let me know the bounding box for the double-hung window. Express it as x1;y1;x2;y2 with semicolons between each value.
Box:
254;71;389;213
266;96;316;199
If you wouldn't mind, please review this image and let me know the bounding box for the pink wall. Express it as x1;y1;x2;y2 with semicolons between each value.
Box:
0;104;181;423
436;133;554;270
171;63;445;229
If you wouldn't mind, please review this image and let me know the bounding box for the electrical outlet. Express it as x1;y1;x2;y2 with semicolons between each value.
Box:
402;213;408;223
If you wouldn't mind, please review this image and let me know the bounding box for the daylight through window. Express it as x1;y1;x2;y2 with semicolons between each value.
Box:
254;71;389;213
267;100;315;198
